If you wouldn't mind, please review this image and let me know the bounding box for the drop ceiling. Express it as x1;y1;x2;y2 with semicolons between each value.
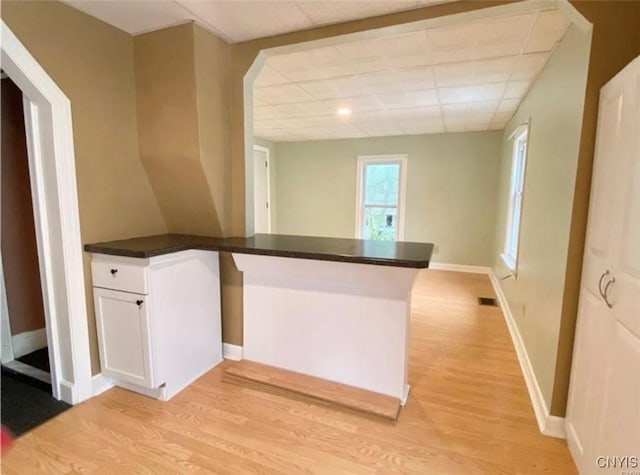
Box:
254;7;572;142
63;0;452;43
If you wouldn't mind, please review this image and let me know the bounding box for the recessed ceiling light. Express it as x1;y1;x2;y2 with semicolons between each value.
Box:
337;107;351;116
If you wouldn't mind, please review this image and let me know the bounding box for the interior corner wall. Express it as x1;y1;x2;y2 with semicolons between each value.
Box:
492;24;591;414
134;23;223;236
273;132;501;266
193;24;232;237
1;0;168;373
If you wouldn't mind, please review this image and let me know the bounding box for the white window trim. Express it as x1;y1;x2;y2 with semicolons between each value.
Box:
355;154;408;241
501;123;530;275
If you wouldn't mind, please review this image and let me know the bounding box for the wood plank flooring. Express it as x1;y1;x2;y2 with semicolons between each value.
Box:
223;360;401;422
1;270;577;474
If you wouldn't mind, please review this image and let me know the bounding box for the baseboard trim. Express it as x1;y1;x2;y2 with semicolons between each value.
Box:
223;343;243;361
92;373;115;397
12;328;47;358
428;263;492;274
488;270;566;439
59;379;75;404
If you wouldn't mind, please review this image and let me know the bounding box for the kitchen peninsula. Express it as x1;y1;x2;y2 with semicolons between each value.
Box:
85;234;434;405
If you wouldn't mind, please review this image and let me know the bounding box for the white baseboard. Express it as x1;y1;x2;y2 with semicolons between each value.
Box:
428;263;492;274
488;270;566;439
92;373;115;397
59;379;75;404
12;328;47;358
223;343;243;361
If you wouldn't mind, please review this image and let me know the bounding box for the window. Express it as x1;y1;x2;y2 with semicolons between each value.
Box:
356;155;407;241
502;125;529;272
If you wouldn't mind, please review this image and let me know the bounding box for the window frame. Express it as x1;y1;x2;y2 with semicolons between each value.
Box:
501;124;530;274
355;154;408;241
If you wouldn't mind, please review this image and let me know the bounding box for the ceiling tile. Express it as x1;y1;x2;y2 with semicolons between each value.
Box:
275;101;333;118
377;89;439;109
473;58;514;84
474;13;536;57
435;62;473;87
524;9;571;54
469;100;499;115
441;103;469;116
178;1;313;43
438;86;473;105
254;65;291;87
64;1;194;36
471;83;505;102
322;96;384;113
298;76;364;99
256;84;317;104
297;1;420;26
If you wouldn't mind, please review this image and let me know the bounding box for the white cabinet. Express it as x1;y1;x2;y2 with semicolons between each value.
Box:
91;250;222;400
566;55;640;474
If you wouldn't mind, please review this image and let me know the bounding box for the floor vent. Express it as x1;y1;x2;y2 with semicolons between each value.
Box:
478;297;498;307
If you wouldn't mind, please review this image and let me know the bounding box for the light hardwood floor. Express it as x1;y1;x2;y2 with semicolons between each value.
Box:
1;270;577;474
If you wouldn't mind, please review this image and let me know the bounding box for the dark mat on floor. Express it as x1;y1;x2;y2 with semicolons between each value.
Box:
16;348;50;373
0;369;70;436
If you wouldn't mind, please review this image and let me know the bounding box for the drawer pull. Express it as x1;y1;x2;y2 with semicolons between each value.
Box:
136;300;143;307
110;268;118;275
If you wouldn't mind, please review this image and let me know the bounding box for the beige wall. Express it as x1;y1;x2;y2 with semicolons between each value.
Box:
1;1;168;372
274;132;501;266
493;24;591;414
134;24;224;236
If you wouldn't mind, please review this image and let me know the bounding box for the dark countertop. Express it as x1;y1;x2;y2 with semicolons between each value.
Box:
84;233;434;269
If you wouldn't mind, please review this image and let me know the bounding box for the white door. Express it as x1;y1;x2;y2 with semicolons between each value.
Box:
253;146;270;234
566;55;640;475
94;288;156;389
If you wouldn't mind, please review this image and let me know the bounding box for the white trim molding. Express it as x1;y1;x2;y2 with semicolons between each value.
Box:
11;328;48;358
355;154;408;241
428;263;492;274
1;20;92;404
92;373;115;397
223;343;243;361
488;270;566;439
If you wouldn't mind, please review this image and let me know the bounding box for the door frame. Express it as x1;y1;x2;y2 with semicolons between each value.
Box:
1;20;92;403
253;144;272;233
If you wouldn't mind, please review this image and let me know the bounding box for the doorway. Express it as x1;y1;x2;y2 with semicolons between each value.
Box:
1;75;49;380
1;73;71;435
253;145;271;233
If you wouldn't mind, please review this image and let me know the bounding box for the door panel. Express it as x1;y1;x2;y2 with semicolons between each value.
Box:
94;288;155;388
598;324;640;473
567;292;610;463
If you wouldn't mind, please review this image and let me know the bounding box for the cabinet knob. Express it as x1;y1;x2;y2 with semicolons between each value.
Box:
110;268;118;275
136;300;143;307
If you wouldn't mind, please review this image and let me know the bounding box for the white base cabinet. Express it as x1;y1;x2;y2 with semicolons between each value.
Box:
91;250;222;400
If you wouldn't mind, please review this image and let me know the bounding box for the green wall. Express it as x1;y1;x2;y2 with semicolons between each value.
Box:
273;131;502;266
492;24;591;413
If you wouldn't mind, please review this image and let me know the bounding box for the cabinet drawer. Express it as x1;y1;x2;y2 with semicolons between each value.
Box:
91;259;149;294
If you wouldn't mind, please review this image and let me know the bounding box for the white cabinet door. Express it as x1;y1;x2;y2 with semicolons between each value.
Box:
567;55;640;474
94;288;156;389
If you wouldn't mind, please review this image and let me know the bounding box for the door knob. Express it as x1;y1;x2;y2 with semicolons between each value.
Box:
136;300;143;307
